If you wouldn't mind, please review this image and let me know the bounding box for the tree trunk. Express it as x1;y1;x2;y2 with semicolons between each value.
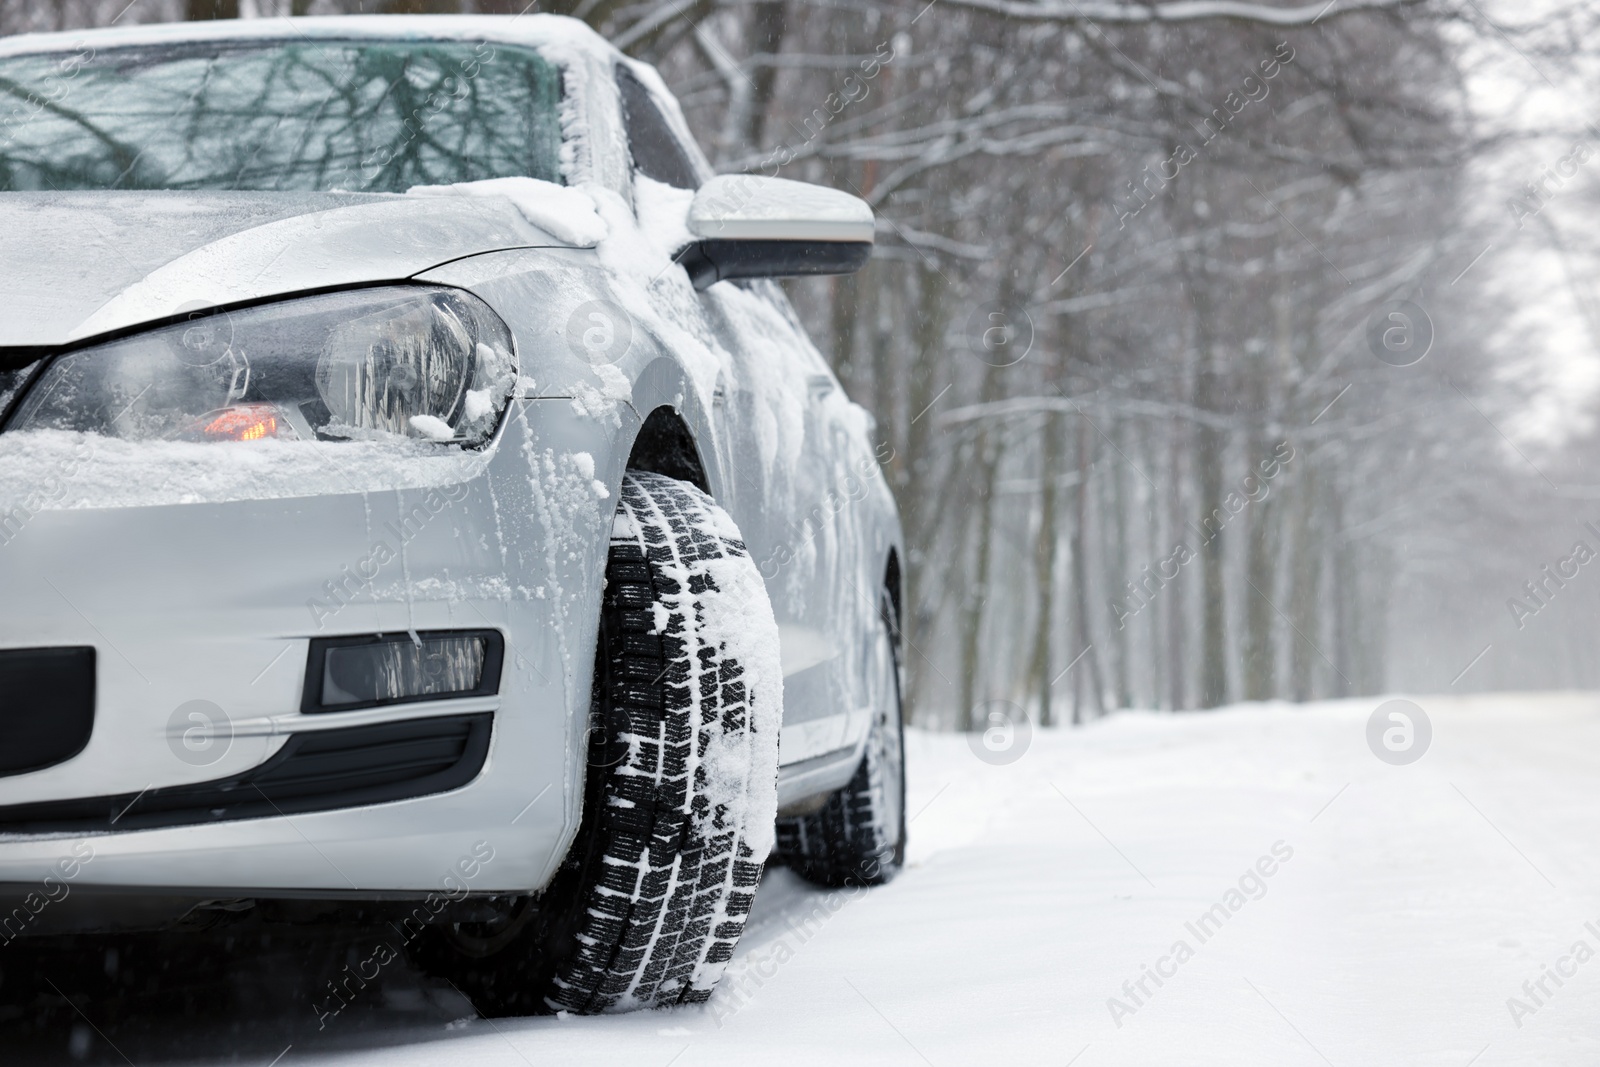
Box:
1186;262;1228;710
1241;464;1276;701
1166;427;1187;710
903;265;949;726
1195;421;1229;708
1143;425;1167;710
1027;414;1062;726
1107;419;1132;709
1286;462;1321;701
1070;414;1105;721
1329;473;1355;698
380;0;463;12
958;431;1002;732
740;2;789;149
186;0;240;18
830;271;862;398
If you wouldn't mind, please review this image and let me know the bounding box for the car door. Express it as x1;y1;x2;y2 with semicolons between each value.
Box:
613;68;869;767
727;281;882;765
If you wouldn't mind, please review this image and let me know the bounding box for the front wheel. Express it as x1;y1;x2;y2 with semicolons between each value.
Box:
775;587;906;886
412;471;783;1015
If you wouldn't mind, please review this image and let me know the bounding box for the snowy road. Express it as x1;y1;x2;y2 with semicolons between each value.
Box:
10;693;1600;1066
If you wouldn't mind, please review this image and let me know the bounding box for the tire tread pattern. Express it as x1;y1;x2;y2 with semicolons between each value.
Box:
548;471;772;1012
775;592;905;888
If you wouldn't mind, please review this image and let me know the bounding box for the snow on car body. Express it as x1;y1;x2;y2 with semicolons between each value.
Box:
0;15;906;1012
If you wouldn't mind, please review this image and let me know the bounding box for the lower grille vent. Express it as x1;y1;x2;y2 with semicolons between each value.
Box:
0;713;491;834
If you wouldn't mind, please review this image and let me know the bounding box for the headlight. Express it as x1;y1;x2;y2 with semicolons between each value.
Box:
5;287;516;446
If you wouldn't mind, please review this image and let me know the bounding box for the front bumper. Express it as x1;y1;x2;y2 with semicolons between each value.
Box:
0;399;627;898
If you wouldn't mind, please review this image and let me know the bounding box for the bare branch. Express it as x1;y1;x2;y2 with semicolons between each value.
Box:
925;0;1431;27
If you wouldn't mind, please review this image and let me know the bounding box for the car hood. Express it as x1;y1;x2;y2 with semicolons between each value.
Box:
0;191;565;348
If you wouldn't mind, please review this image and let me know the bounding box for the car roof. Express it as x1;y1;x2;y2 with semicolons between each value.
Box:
0;13;616;62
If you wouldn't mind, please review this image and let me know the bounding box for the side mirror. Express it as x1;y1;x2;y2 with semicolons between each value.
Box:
675;175;874;290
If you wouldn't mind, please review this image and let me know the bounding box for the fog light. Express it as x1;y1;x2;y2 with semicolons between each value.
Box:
303;631;503;713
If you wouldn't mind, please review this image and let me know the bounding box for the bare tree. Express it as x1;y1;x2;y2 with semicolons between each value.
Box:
14;0;1600;726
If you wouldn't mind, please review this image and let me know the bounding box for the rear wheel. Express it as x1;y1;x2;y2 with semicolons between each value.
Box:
775;587;906;887
413;471;783;1015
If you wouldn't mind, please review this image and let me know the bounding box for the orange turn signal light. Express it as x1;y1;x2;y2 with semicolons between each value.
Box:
202;404;280;442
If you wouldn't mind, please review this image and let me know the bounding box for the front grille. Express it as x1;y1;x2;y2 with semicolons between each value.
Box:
0;713;491;834
0;647;95;778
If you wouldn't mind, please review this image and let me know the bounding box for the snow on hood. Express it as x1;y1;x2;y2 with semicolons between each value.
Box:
0;190;582;349
0;16;638;349
407;178;607;246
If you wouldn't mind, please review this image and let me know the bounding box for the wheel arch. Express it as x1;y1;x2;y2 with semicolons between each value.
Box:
624;405;710;494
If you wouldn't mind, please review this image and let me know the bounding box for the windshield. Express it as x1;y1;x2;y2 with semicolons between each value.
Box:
0;39;564;192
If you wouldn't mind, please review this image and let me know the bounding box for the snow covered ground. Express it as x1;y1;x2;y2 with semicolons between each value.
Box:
14;692;1600;1066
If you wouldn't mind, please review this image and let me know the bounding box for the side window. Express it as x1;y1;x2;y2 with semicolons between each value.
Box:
616;67;701;190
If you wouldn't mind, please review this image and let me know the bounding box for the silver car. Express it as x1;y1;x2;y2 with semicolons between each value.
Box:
0;14;905;1016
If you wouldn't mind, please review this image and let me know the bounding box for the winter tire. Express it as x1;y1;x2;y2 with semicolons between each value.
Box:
412;471;782;1015
775;587;906;887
